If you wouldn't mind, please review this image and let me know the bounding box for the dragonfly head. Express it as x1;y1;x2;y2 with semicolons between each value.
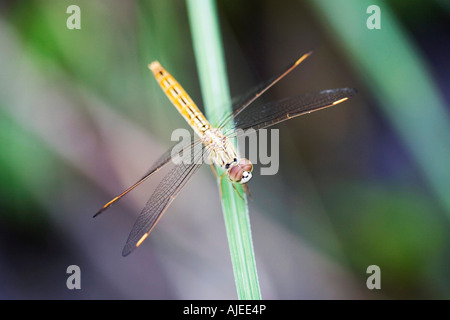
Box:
227;158;253;184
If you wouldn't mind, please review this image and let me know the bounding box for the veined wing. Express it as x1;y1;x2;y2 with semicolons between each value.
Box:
94;136;203;217
121;144;207;256
216;51;313;129
224;88;357;135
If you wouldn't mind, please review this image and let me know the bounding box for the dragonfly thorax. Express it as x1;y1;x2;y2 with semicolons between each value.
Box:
201;128;253;183
202;128;237;167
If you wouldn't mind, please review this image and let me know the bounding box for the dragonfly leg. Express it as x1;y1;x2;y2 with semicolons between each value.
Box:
231;183;246;201
242;183;253;201
210;164;219;179
210;164;247;202
210;164;227;199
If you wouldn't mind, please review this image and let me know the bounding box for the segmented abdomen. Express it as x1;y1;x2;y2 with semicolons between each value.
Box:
149;61;211;137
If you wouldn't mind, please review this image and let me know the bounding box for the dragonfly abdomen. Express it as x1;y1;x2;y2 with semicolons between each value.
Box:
149;61;211;137
149;61;238;169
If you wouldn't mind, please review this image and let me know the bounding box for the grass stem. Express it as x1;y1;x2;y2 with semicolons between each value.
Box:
186;0;261;300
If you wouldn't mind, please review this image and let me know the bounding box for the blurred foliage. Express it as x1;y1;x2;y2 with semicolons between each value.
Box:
325;181;447;298
0;107;49;227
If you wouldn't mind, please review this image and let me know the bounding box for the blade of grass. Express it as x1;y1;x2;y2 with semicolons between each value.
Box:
186;0;261;300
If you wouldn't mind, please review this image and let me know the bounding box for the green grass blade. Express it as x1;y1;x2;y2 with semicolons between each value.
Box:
186;0;261;300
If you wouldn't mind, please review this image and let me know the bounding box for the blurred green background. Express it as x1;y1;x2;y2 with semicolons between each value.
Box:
1;0;450;299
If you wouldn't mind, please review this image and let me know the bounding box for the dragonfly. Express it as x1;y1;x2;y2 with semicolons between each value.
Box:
94;51;356;256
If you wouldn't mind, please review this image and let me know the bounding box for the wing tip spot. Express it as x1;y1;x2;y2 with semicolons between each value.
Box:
93;196;119;217
105;197;119;207
136;232;149;248
332;97;349;105
295;51;313;66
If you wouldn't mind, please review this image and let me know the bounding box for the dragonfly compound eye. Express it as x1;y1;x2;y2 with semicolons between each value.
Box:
238;158;253;172
227;165;243;183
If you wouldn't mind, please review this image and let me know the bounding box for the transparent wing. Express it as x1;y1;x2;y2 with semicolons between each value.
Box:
94;136;202;217
223;88;357;136
122;143;208;256
216;51;313;129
